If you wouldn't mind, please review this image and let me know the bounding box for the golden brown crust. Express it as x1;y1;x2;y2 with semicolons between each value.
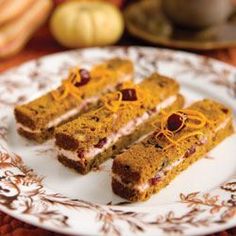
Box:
112;178;140;200
58;155;88;175
57;94;184;174
55;73;179;151
113;122;234;202
14;58;134;142
17;127;47;143
112;99;234;201
55;73;183;174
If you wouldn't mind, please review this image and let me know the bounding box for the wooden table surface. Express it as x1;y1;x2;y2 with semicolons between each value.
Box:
0;24;236;236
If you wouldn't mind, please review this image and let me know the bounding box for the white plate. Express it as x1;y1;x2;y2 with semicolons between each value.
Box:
0;47;236;236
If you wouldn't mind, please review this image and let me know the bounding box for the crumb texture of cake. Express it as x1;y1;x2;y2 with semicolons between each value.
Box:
55;73;183;174
14;58;134;142
112;99;234;202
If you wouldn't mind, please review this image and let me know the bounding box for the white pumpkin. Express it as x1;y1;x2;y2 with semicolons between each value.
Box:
50;1;124;48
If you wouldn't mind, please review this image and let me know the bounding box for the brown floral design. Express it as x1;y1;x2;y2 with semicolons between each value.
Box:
0;47;235;236
1;152;236;236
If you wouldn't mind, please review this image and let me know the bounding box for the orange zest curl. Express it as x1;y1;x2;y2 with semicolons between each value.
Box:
102;91;123;113
51;63;119;102
51;67;83;101
163;131;204;150
178;109;208;129
101;82;152;113
153;108;211;150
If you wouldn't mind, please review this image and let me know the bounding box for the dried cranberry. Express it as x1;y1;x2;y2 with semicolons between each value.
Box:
149;176;161;185
77;149;85;158
120;89;137;101
221;108;229;114
150;107;157;113
74;69;90;87
167;113;184;132
94;137;107;148
158;81;166;87
184;146;196;158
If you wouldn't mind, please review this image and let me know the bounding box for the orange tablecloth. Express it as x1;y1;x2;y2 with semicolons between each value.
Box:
0;24;236;236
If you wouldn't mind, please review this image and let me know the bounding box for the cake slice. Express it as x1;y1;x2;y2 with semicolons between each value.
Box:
14;58;134;142
55;73;184;174
112;99;234;202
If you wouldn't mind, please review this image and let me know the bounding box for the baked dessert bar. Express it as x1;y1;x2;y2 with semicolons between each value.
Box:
112;99;234;201
55;73;184;174
14;58;134;142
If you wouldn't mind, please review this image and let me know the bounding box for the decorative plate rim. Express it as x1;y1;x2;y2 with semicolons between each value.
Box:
0;46;236;236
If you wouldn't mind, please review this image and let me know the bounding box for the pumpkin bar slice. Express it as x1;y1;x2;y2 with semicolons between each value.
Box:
55;73;184;174
14;58;134;143
112;99;234;202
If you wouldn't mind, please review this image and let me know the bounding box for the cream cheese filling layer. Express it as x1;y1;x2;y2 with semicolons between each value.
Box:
112;157;185;192
16;96;99;134
56;95;178;162
112;116;232;193
16;75;131;134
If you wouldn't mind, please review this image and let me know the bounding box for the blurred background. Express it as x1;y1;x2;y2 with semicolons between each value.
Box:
1;1;236;235
0;0;128;71
1;0;236;73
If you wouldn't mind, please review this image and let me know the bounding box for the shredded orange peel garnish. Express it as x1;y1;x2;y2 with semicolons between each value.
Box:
153;108;212;150
102;91;123;113
101;82;152;113
51;64;117;101
51;67;84;101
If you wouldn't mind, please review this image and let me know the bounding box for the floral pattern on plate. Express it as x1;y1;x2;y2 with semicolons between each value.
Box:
0;47;235;236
